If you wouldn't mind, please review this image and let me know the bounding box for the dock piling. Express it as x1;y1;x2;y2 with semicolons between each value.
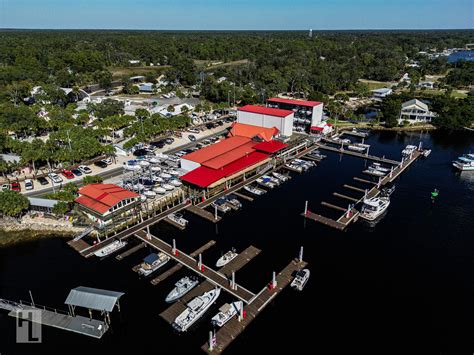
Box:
198;253;202;270
172;239;176;255
272;271;277;289
299;246;304;263
214;205;218;221
304;200;308;215
231;271;236;290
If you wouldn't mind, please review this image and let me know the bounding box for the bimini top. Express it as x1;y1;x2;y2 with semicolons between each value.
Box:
64;286;125;312
144;253;159;264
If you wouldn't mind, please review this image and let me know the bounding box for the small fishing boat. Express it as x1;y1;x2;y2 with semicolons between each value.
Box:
291;269;310;291
211;301;243;327
94;240;128;257
143;190;156;199
359;196;390;221
453;157;474;171
381;184;395;197
211;198;231;213
160;172;172;179
285;163;303;173
348;145;366;152
123;160;142;171
363;168;386;177
256;177;276;189
167;213;188;228
216;249;238;267
170;179;182;187
262;175;280;186
272;172;289;182
165;276;199;303
243;185;265;195
369;163;391;173
151;166;162;172
138;252;171;276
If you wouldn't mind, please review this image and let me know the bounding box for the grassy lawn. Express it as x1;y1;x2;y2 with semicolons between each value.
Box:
108;65;170;79
358;79;393;90
195;59;250;71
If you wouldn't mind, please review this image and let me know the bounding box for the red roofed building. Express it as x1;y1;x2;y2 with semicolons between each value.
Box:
228;122;279;142
267;97;324;132
75;184;140;226
237;105;294;137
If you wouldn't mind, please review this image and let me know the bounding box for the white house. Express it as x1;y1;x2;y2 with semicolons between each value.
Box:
419;81;435;89
399;99;437;124
371;88;393;100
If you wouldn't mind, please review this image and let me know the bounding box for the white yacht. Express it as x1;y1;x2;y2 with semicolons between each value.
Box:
291;269;310;291
138;252;171;276
160;172;172;179
211;302;242;327
422;149;432;157
369;163;391;173
94;240;127;257
172;288;221;332
216;249;238;267
359;196;390;221
243;185;265;195
165;276;199;303
167;213;188;227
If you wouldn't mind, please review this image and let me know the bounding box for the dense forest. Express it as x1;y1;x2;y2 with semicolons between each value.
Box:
0;30;472;176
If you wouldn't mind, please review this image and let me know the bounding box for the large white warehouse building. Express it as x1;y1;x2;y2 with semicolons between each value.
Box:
237;105;294;137
267;97;323;131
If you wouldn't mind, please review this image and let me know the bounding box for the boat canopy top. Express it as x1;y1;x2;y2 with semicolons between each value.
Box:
363;198;384;208
64;286;124;312
144;253;159;264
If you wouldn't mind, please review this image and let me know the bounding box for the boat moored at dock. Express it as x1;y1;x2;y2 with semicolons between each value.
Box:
172;288;221;332
211;301;243;327
166;213;188;228
211;198;231;213
138;252;171;276
359;196;390;221
291;269;310;291
165;276;199;303
216;248;238;267
94;240;128;257
243;185;266;195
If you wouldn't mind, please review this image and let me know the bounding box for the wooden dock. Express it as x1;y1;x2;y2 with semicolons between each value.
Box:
201;259;308;354
162;216;187;230
321;201;347;212
187;205;221;223
301;211;347;230
333;192;359;202
318;144;400;165
218;246;261;277
353;177;376;185
340;130;368;138
116;242;145;260
343;184;366;193
233;191;254;202
150;240;216;286
134;230;256;303
67;239;91;253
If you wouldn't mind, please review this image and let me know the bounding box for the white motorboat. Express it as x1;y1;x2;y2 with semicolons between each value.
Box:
225;195;242;209
172;288;221;332
140;194;147;202
341;138;351;144
453;158;474;171
216;248;238;267
359;196;390;221
348;145;366;152
167;213;188;227
170;179;182;187
370;163;391;173
162;184;175;191
272;172;289;182
147;157;160;164
256;177;276;189
138;252;171;276
94;240;127;257
363;168;386;177
123;161;142;171
211;198;231;213
402;145;417;156
138;160;150;167
243;185;265;195
151;166;162;172
291;269;310;291
422;149;432;157
165;276;199;303
133;183;145;191
285;163;303;172
153;186;167;194
211;301;243;327
144;190;156;199
168;169;180;177
160;172;172;179
262;175;280;185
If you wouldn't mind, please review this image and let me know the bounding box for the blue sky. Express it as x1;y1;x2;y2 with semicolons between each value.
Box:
1;0;473;30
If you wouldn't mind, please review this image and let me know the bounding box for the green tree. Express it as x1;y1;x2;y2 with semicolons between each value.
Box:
52;201;70;216
0;190;29;217
381;97;402;127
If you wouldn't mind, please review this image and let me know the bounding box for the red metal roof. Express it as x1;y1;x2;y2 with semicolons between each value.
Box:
267;97;322;107
182;136;251;164
310;126;324;131
228;122;279;142
238;105;293;118
201;141;257;169
75;184;139;215
253;140;288;154
180;151;269;188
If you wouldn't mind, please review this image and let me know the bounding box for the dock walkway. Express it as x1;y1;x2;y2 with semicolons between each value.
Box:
318;143;400;165
201;259;308;353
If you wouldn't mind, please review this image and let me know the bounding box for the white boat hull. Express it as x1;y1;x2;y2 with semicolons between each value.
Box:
94;240;127;257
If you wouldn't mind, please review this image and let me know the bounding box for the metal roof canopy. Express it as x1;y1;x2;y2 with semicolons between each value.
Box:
64;286;124;312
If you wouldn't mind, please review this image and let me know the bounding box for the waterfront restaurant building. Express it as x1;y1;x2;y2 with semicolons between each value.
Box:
75;184;140;226
266;97;324;131
180;134;288;199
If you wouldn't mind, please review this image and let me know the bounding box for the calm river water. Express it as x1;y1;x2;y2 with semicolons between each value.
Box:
1;130;473;354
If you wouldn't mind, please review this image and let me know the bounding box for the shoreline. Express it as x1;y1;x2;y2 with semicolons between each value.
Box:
337;123;437;132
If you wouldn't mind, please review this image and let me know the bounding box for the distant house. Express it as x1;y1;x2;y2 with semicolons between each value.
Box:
399;99;437;124
371;88;393;100
129;76;145;83
75;184;140;226
138;82;154;93
28;197;59;214
419;81;435;89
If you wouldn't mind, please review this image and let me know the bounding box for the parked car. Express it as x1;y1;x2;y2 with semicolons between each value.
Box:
94;161;108;168
187;128;200;134
23;179;33;191
48;173;63;184
175;151;186;157
61;169;75;179
101;158;113;165
71;168;82;176
165;138;175;145
188;135;196;142
10;182;21;192
78;165;92;174
37;176;49;185
1;183;10;191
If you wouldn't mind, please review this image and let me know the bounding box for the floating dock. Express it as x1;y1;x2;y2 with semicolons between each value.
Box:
318;143;400;165
162;216;187;230
202;259;308;354
186;205;221;223
233;191;254;201
116;242;146;260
